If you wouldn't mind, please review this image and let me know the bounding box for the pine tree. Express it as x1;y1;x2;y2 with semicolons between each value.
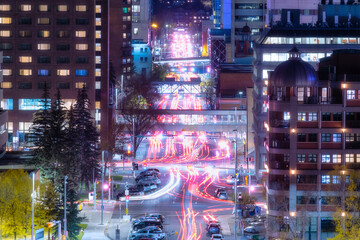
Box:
64;189;83;239
73;87;100;189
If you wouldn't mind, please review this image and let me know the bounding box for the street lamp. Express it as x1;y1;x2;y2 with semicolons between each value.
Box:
233;129;238;240
101;150;105;225
31;172;35;240
64;175;68;239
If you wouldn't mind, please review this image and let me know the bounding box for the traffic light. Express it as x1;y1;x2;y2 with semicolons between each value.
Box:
125;195;129;202
245;176;248;185
127;144;131;155
47;222;54;228
143;163;147;170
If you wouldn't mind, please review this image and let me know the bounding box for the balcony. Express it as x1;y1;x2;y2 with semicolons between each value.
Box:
269;95;290;102
303;96;319;104
345;142;360;149
321;142;342;149
297;142;318;149
297;121;318;128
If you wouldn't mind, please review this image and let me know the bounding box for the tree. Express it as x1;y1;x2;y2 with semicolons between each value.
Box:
151;63;170;81
0;170;32;240
73;87;100;189
120;74;162;161
200;79;216;109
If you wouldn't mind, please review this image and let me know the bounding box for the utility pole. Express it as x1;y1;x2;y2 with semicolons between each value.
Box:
31;172;35;240
93;168;96;210
234;129;238;240
64;175;68;239
101;150;105;225
108;168;111;202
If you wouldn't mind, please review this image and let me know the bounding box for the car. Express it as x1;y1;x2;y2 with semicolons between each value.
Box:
206;219;219;226
148;213;165;223
207;223;221;235
211;234;224;240
132;220;163;231
130;235;155;240
217;192;228;200
244;226;259;234
137;176;161;185
145;168;160;174
131;226;166;240
138;182;158;192
214;188;226;196
134;217;159;223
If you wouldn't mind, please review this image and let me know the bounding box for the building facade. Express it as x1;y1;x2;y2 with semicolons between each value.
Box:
266;48;360;239
131;0;151;44
0;51;8;157
132;41;151;78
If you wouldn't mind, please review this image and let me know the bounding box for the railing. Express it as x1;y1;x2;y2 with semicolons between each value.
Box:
269;119;290;128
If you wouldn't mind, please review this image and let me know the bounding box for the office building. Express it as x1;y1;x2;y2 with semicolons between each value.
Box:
132;0;151;44
0;51;8;156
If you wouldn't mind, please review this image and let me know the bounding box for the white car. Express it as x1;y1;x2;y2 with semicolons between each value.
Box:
211;234;224;240
131;226;166;240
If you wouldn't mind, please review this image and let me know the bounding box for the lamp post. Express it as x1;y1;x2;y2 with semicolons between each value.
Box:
64;175;68;239
317;196;321;240
233;129;238;240
31;172;35;240
101;150;105;225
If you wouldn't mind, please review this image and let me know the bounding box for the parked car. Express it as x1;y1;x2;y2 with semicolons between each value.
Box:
207;223;221;235
244;226;259;234
138;182;158;192
148;213;165;223
217;192;228;200
214;188;226;196
130;234;155;240
211;234;224;240
132;220;163;231
131;226;166;240
137;176;161;185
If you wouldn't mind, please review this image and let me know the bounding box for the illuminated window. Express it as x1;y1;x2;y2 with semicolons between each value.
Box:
333;133;342;143
133;28;138;35
0;30;11;37
38;5;49;12
76;44;88;50
0;17;12;24
76;31;87;38
37;43;50;50
95;69;101;77
76;82;86;88
308;112;317;121
37;18;50;25
57;69;70;76
321;154;330;163
95;112;101;121
95;43;101;51
19;99;47;110
96;31;101;39
19;56;32;63
283;112;290;121
38;69;50;76
95;81;101;89
3;69;12;76
1;99;13;110
96;18;101;26
332;154;341;163
123;33;126;39
95;101;101;109
96;5;101;13
19;69;32;76
57;5;69;12
75;69;88;76
20;4;32;11
346;154;355;163
0;5;11;11
38;30;50;38
96;56;101;64
0;82;12;88
132;5;140;12
347;90;355;100
76;5;87;12
123;7;127;13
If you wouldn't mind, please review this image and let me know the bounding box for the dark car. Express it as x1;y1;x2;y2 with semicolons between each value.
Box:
133;220;163;231
148;214;165;223
214;188;226;197
217;192;228;200
208;223;221;235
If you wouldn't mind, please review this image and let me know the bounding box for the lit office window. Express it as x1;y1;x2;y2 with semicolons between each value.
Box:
95;112;101;121
95;69;101;77
95;101;101;109
123;33;126;39
37;43;50;50
1;99;13;110
20;4;32;11
0;82;12;88
133;28;138;35
96;56;101;64
96;5;101;13
75;69;88;76
96;18;101;26
95;81;101;89
76;31;87;38
38;5;49;12
38;30;50;38
76;44;88;50
346;154;355;163
19;69;32;76
0;5;11;11
57;5;69;12
76;5;87;12
37;18;50;25
57;69;70;76
75;82;86;88
96;31;101;39
2;69;12;76
0;17;12;24
19;99;47;110
95;43;101;51
38;69;50;76
19;56;32;63
0;30;11;37
332;154;341;163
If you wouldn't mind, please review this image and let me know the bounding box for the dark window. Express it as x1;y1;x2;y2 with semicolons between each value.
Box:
57;31;70;38
0;43;13;50
3;56;12;63
76;18;89;25
18;82;32;89
333;112;342;121
321;133;331;142
308;154;317;163
18;30;32;37
57;56;70;64
56;82;70;89
322;112;331;121
76;56;89;63
297;133;306;142
56;44;70;51
297;154;306;163
18;43;31;50
37;82;51;89
308;133;317;142
346;112;355;121
56;18;70;25
18;17;32;25
37;56;51;63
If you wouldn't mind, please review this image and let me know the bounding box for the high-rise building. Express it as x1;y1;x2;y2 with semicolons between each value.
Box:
0;1;132;149
0;51;8;157
131;0;151;44
266;47;360;239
